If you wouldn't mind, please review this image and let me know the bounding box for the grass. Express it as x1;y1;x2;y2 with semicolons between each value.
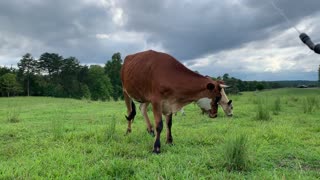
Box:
6;106;21;123
302;96;319;114
223;134;250;171
0;88;320;179
255;97;272;121
273;97;281;115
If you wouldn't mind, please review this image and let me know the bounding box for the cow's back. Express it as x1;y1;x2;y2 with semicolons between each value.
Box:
121;50;204;103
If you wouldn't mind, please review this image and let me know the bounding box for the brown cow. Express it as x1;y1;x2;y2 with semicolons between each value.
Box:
121;50;222;153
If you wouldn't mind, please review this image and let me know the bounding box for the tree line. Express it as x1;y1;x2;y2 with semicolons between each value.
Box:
0;52;122;100
215;73;319;94
0;53;319;99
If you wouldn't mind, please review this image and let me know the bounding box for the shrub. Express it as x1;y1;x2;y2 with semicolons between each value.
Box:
223;134;250;171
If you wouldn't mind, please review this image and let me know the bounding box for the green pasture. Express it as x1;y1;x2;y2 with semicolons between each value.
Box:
0;88;319;179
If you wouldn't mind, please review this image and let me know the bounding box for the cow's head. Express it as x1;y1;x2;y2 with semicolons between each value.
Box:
218;84;233;117
200;79;233;118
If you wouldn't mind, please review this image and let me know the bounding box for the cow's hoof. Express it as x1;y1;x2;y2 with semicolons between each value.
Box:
166;141;173;145
152;148;161;154
166;137;173;144
147;129;155;137
126;128;131;135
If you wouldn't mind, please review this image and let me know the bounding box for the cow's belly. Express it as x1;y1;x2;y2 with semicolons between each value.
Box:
161;100;185;115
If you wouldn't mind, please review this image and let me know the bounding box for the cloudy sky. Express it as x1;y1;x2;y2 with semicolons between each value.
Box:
1;0;320;80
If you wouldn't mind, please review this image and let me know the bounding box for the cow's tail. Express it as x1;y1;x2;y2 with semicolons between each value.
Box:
125;101;136;121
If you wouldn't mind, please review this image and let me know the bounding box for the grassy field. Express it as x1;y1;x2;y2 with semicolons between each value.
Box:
0;88;319;179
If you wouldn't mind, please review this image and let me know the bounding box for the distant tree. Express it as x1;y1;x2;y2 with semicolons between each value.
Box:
30;74;47;96
18;53;38;96
38;52;65;97
104;52;123;101
38;52;63;77
256;83;264;91
270;82;281;89
0;66;12;76
80;83;91;99
223;73;230;80
0;73;22;97
79;65;90;83
60;57;81;98
88;65;113;101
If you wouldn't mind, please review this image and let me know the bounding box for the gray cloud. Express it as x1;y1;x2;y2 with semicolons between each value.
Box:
120;0;320;59
0;0;320;80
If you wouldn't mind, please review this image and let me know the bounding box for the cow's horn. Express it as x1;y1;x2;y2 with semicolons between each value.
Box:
220;84;229;88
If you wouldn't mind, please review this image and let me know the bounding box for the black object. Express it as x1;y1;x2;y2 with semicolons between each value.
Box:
299;33;320;54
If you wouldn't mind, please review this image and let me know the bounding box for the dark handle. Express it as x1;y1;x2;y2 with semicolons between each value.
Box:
299;33;320;54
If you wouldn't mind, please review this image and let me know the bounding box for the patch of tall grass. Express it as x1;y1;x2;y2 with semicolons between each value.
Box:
272;97;281;115
6;107;21;123
52;118;65;140
223;134;251;172
255;98;271;121
51;108;67;140
97;115;117;143
105;115;116;142
302;96;319;113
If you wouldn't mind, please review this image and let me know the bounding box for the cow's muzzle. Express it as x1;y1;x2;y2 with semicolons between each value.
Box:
209;112;218;118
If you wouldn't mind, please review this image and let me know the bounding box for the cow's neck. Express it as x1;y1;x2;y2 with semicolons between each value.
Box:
174;77;212;104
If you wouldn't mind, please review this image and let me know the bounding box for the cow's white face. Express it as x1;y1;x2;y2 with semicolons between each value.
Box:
196;86;233;117
219;99;233;117
218;87;233;117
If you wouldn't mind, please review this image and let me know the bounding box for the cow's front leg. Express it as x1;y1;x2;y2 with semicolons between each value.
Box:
165;113;173;144
151;101;163;154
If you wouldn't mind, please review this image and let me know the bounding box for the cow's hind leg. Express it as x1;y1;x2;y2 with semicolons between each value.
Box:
151;101;163;154
123;91;136;134
165;113;173;144
140;102;155;136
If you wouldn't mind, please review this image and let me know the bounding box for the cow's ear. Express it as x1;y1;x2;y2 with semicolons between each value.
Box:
207;83;215;90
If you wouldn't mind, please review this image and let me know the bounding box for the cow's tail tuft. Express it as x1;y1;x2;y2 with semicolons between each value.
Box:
125;101;136;121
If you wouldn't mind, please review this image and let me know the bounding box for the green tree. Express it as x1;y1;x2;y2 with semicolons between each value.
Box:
88;65;113;101
0;73;22;97
105;52;123;101
256;83;264;91
18;53;38;96
0;66;11;76
80;83;91;99
223;73;230;81
60;57;81;98
38;52;63;77
38;52;65;97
